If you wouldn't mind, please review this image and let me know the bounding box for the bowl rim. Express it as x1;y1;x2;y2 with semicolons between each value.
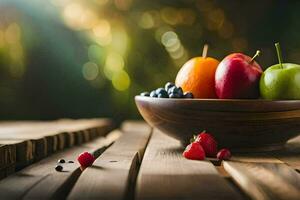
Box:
135;95;300;112
135;95;300;103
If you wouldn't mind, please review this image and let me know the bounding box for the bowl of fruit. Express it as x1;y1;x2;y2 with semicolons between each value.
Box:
135;43;300;152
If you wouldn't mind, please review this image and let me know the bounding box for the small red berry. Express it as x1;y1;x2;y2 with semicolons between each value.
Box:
217;148;231;160
183;142;206;160
195;132;218;157
77;152;95;168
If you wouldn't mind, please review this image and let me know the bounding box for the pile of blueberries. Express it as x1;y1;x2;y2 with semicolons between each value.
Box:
140;82;194;98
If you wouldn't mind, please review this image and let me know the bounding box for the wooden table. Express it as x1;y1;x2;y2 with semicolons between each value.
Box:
0;119;299;200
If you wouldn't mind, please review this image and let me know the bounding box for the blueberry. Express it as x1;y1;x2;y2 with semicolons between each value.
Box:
58;159;65;163
177;87;184;96
158;93;168;98
184;92;194;98
150;90;157;97
155;88;166;94
140;92;150;97
169;93;181;98
55;165;63;172
167;86;177;94
168;86;183;97
155;88;168;98
165;82;175;92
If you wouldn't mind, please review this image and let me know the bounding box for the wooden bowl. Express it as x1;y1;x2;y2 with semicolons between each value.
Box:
135;96;300;152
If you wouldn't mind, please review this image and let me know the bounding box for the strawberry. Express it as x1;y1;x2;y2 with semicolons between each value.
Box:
194;131;218;157
183;141;205;160
77;152;95;168
217;148;231;160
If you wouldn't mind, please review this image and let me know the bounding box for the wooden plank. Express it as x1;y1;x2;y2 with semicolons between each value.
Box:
231;153;283;164
0;130;121;200
0;143;16;168
224;161;300;200
135;130;243;200
0;164;15;179
269;135;300;171
0;140;33;170
0;119;113;171
67;123;152;200
0;118;112;148
121;120;152;134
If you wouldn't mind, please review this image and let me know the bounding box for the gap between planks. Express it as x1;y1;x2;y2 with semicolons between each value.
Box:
135;129;245;200
0;129;121;200
67;121;152;200
0;119;113;179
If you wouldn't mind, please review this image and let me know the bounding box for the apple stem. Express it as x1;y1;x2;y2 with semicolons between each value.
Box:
275;42;283;68
250;50;261;63
202;44;208;58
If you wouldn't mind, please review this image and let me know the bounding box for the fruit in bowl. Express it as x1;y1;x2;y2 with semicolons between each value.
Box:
215;50;263;99
136;42;300;151
175;45;220;98
260;43;300;100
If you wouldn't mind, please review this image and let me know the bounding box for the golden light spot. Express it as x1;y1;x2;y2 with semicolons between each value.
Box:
161;7;180;25
5;23;21;44
9;43;24;61
94;0;109;6
111;27;128;55
112;70;130;91
169;46;185;59
161;31;178;48
63;3;83;29
0;31;4;47
166;40;181;52
93;20;111;38
105;51;124;72
138;12;155;29
8;44;25;78
103;67;114;80
80;10;98;29
82;62;99;80
95;32;112;46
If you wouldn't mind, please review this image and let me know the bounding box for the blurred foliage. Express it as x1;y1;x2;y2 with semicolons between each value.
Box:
0;0;300;122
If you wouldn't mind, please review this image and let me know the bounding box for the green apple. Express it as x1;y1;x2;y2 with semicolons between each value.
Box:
260;43;300;100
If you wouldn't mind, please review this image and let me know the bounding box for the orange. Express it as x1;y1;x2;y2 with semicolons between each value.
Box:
175;56;220;98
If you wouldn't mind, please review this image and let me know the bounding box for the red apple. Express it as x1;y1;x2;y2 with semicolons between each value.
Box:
215;51;263;99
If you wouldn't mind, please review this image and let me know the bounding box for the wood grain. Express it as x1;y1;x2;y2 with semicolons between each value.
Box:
0;143;16;168
224;161;300;200
67;122;152;200
269;135;300;171
135;96;300;151
0;139;33;170
121;120;152;134
0;119;113;178
135;129;244;200
0;130;121;200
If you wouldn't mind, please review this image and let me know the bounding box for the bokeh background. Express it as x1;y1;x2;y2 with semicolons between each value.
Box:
0;0;300;123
